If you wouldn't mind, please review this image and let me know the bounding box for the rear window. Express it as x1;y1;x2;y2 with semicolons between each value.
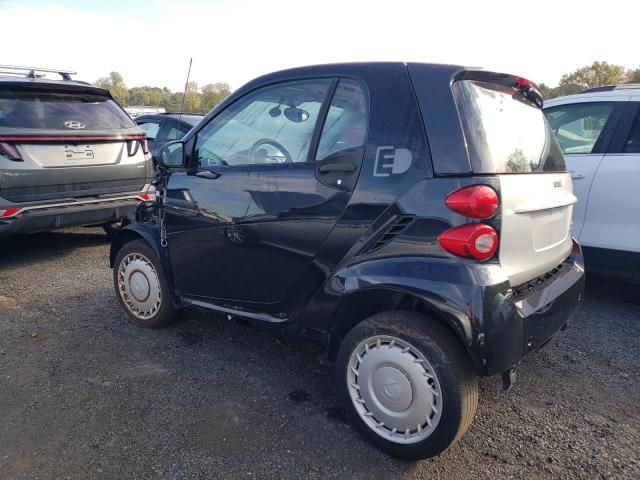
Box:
453;80;565;173
0;90;136;130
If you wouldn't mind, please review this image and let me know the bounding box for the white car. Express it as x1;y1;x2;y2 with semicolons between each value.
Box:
544;84;640;280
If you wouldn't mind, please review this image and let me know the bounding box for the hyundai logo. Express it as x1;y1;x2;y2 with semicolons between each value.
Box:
64;120;86;129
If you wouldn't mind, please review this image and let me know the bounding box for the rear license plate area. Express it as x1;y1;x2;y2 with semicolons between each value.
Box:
531;207;570;252
65;148;94;161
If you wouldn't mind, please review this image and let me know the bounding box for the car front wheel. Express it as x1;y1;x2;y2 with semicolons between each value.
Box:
113;240;177;328
336;311;478;459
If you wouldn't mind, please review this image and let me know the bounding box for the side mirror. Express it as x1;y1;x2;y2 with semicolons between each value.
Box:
158;140;185;168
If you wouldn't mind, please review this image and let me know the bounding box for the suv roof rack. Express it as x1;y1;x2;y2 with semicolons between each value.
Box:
581;83;640;94
0;64;77;81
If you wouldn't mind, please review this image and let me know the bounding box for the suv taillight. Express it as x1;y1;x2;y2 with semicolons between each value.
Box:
127;138;149;156
445;185;498;219
0;142;22;161
439;185;500;260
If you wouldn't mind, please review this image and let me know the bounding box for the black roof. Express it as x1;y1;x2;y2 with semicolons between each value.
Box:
135;113;204;126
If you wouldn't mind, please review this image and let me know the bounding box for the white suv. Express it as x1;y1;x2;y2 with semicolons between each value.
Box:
544;84;640;280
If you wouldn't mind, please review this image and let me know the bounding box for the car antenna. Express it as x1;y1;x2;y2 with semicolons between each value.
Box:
176;57;193;139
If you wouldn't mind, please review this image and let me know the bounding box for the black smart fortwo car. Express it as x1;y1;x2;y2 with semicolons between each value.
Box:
110;63;585;459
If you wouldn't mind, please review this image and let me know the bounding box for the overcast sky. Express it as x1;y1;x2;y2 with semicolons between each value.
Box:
1;0;637;92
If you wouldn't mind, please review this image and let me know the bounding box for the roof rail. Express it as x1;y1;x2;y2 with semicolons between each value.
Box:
614;83;640;90
0;64;76;81
580;85;616;94
581;83;640;94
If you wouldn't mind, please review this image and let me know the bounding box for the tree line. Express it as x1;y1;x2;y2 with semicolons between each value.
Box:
540;61;640;99
95;72;231;113
95;61;640;113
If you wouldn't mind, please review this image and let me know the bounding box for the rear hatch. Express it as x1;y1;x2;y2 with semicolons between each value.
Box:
0;86;149;203
453;76;576;286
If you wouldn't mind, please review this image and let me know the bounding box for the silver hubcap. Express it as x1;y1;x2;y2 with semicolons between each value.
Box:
347;335;443;444
117;253;162;319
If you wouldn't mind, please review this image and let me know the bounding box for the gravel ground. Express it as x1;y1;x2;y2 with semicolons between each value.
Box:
1;227;639;479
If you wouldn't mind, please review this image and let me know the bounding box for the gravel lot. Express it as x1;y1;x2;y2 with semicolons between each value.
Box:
1;227;639;479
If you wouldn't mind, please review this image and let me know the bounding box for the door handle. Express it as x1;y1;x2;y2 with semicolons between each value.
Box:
318;162;356;173
570;171;585;180
194;170;221;179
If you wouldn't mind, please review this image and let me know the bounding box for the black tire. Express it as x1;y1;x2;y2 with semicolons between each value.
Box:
336;311;478;460
113;239;178;329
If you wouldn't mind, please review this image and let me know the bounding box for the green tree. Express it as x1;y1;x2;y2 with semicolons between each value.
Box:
146;87;165;106
94;72;231;112
162;92;185;112
539;82;556;100
181;81;201;113
558;61;627;93
626;68;640;83
505;148;530;173
127;86;167;107
201;82;231;111
95;71;129;106
128;86;150;106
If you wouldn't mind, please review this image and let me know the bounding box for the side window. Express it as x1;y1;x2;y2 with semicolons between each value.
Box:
544;103;615;154
138;121;161;140
178;125;191;137
623;108;640;153
315;79;368;161
194;79;331;168
157;122;185;142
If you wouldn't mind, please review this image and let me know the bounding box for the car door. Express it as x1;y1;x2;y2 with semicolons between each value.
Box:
544;99;624;239
579;100;640;252
164;78;368;307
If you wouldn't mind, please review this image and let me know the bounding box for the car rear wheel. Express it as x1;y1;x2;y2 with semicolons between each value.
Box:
113;240;177;328
336;311;478;459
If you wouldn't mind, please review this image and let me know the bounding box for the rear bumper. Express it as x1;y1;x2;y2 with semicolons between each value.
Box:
480;240;585;376
0;196;141;235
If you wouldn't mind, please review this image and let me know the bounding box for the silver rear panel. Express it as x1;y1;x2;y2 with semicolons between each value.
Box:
498;172;576;286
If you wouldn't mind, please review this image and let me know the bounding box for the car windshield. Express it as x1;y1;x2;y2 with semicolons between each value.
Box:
453;80;565;173
0;90;135;131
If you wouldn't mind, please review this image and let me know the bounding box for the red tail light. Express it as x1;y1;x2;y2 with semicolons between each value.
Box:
0;207;22;218
438;224;498;260
141;138;149;155
445;185;498;219
0;142;22;161
515;76;540;91
514;77;543;107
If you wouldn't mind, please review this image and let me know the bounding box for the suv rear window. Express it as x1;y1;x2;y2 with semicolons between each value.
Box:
453;80;565;174
0;90;135;130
